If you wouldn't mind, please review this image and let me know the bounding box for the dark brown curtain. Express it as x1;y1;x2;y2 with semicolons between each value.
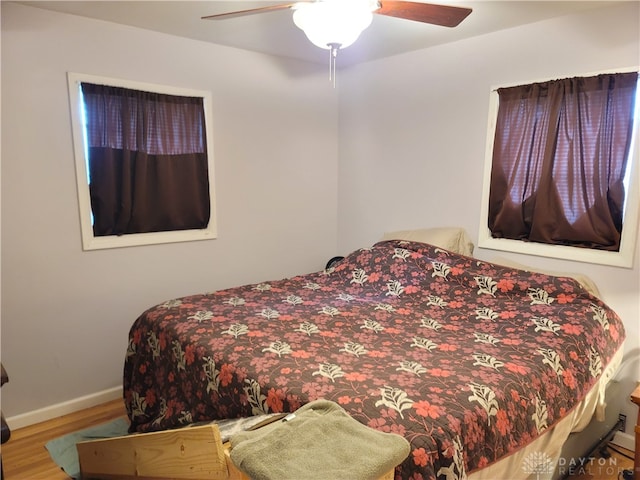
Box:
81;83;210;236
488;72;637;251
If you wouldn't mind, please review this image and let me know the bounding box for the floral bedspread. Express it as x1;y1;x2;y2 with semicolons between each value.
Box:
124;240;625;480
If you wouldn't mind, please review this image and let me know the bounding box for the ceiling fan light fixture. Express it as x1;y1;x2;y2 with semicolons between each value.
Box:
292;0;377;50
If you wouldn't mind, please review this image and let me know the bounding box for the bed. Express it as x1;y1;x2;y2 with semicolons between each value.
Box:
123;236;625;480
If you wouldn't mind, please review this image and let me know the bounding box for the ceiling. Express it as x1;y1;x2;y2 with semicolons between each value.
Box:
17;1;619;68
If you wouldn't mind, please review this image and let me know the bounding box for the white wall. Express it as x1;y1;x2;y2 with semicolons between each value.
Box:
1;3;338;420
337;2;640;440
2;1;639;443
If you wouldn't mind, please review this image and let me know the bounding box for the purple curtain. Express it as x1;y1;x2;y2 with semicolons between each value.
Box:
81;83;210;236
488;72;637;251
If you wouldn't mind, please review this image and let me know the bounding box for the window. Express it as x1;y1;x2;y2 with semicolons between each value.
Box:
479;71;639;268
68;73;217;250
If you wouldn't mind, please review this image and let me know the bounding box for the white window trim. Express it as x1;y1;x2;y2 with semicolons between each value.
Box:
478;68;639;268
67;72;217;250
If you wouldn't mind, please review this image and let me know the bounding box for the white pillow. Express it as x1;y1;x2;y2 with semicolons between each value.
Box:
381;227;474;256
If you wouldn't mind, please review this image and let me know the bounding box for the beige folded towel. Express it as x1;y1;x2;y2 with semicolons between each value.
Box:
230;400;410;480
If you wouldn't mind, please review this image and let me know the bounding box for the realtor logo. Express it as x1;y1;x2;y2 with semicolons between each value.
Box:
522;451;555;480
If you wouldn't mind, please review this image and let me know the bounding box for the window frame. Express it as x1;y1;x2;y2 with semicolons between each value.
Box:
478;68;639;268
68;72;217;250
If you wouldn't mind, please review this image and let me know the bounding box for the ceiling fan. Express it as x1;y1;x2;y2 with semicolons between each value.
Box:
202;1;472;83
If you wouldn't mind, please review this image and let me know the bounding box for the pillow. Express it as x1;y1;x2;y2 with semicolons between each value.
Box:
489;256;602;299
381;227;474;256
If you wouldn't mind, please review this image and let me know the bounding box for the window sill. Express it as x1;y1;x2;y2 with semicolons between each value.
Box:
80;227;217;251
477;231;636;268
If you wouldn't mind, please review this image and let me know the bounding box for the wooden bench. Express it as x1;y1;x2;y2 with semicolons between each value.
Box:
76;424;395;480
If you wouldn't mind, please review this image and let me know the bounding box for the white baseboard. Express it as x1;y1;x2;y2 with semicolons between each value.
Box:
6;386;122;430
611;431;635;452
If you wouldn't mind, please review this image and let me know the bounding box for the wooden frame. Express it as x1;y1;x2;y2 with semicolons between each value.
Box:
77;425;240;480
77;424;395;480
67;72;218;251
477;67;640;268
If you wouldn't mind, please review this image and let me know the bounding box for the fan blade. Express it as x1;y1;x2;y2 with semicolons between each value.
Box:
202;3;298;20
375;1;472;27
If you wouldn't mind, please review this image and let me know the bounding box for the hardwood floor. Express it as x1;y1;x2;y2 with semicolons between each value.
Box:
566;444;635;480
0;399;635;479
2;399;127;479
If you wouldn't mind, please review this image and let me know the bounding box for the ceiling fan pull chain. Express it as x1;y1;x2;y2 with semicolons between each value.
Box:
328;43;340;88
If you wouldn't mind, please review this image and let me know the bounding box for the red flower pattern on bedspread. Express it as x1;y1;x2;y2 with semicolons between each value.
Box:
124;240;625;480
